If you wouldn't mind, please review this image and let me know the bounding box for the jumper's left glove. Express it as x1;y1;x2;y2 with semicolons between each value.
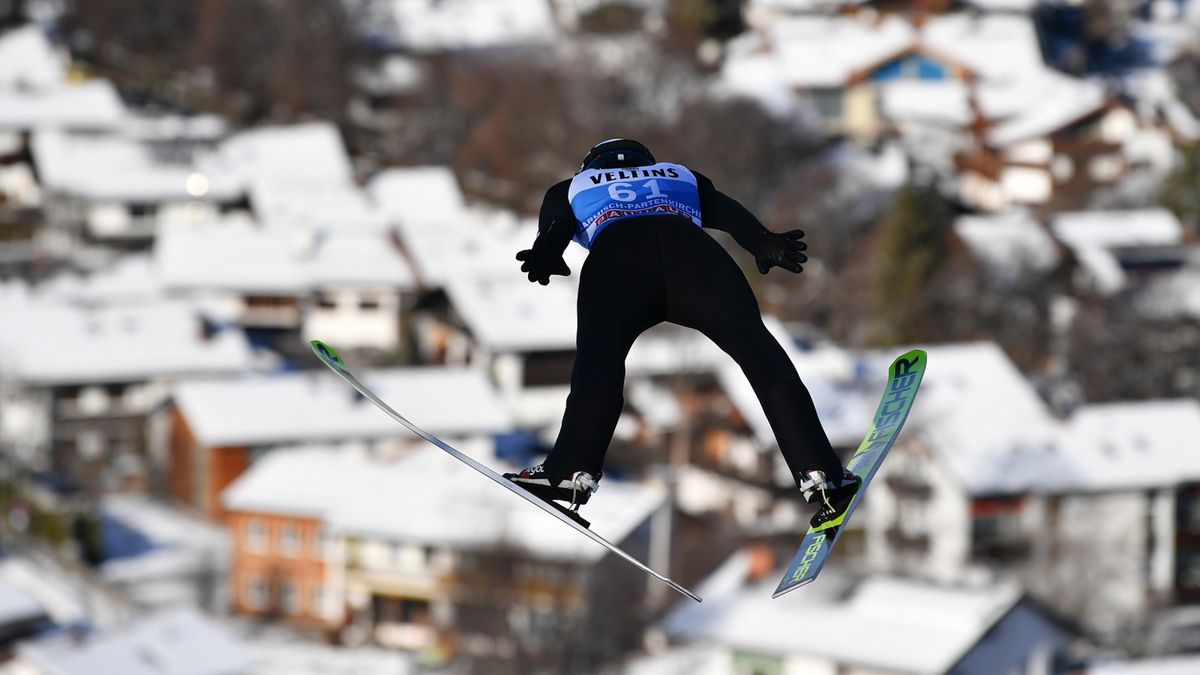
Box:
516;246;570;285
753;229;808;274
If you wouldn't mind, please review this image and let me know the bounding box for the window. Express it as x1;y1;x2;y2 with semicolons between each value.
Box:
280;524;301;557
371;595;431;625
280;581;299;614
809;88;843;120
246;520;269;553
732;652;784;675
310;585;324;614
317;296;337;310
359;297;381;311
522;350;576;387
245;576;268;611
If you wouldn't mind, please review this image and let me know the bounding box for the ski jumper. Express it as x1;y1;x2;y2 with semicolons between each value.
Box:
531;162;844;486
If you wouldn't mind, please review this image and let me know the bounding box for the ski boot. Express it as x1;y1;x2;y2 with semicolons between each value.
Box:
503;464;602;529
799;467;861;529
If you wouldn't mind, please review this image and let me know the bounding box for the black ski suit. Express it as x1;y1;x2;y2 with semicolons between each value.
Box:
526;170;844;487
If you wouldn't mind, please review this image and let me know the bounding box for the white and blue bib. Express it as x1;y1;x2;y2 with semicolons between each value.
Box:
567;162;703;249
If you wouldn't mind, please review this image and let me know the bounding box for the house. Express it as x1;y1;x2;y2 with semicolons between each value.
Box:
30;130;240;248
953;210;1063;285
857;343;1200;640
1049;208;1188;295
0;24;124;261
0;286;255;491
154;226;417;350
222;445;668;661
168;366;512;519
643;547;1073;675
367;0;556;53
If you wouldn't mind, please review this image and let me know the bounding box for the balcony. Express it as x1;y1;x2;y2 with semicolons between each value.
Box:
884;473;934;500
886;526;931;553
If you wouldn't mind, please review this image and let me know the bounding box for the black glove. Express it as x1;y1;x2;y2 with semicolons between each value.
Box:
753;229;808;274
516;246;570;285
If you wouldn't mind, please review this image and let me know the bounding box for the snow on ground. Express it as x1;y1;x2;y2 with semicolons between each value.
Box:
1088;656;1200;675
14;606;252;675
247;639;413;675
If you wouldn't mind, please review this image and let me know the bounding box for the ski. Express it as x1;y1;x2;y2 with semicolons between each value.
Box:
310;340;702;603
773;349;927;598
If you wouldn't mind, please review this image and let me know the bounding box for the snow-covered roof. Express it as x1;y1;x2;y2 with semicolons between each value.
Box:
39;254;166;305
223;445;665;563
880;80;972;126
208;121;354;189
723;13;1044;104
444;271;578;352
31;129;239;201
983;72;1109;147
155;227;416;293
0;80;125;131
920;14;1045;84
251;181;389;233
378;0;556;52
664;550;1024;675
0;24;64;89
0;297;255;385
721;15;915;92
1057;400;1200;492
723;337;1197;496
100;495;231;600
0;559;88;626
954;211;1061;277
1051;209;1185;251
1138;266;1200;320
367;166;468;226
0;575;47;627
17;607;253;675
173;366;511;447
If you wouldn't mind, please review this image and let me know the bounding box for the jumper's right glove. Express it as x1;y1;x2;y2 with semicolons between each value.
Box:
753;229;808;274
516;245;571;285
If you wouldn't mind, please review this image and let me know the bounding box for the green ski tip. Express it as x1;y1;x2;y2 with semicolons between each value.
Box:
310;340;345;368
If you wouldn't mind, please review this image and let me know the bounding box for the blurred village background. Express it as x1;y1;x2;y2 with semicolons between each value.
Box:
0;0;1198;673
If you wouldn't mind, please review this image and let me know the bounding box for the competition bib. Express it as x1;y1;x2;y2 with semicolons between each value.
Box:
567;162;703;249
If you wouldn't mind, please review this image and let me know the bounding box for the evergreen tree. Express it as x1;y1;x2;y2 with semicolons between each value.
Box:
1158;139;1200;240
868;181;956;345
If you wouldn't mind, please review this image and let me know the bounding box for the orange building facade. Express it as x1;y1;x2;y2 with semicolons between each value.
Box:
227;510;336;627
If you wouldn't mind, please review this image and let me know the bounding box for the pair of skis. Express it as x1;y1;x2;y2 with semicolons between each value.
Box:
311;340;925;603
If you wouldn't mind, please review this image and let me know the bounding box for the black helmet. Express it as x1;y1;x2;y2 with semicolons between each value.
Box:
579;138;655;172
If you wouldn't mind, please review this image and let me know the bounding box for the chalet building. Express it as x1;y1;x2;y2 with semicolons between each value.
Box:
222;446;668;664
155;225;417;351
857;343;1200;641
167;366;511;520
0;292;254;492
